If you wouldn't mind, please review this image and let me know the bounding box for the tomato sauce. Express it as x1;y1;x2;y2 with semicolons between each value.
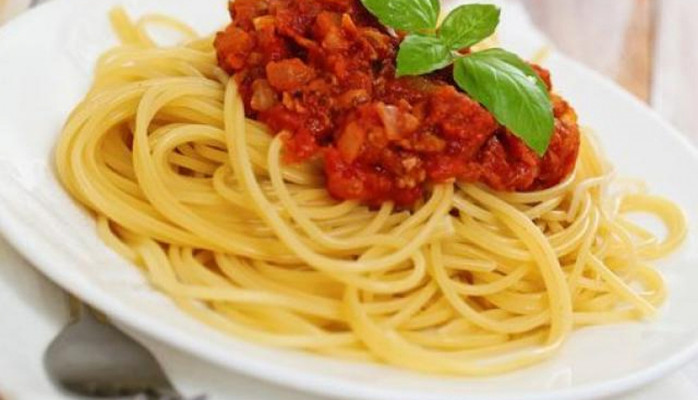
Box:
215;0;580;206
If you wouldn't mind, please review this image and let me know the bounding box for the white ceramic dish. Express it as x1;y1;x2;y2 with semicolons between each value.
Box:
0;1;697;400
3;236;698;400
0;235;330;400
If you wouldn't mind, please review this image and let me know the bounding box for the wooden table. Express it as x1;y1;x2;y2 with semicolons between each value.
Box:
522;0;698;145
523;0;654;101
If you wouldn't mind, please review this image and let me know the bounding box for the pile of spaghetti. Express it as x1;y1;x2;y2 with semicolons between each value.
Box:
56;8;686;375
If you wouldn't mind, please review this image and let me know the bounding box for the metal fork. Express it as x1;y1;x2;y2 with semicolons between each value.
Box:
44;297;195;399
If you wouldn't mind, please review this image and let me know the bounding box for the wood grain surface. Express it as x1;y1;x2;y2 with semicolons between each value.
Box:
523;0;654;102
0;0;7;21
615;0;654;101
523;0;697;143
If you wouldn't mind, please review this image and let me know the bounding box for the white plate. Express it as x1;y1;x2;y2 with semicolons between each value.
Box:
0;1;697;400
3;235;698;400
0;235;331;400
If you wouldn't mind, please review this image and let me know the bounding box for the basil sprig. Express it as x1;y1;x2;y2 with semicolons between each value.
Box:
361;0;554;156
396;34;453;76
440;4;500;50
361;0;440;32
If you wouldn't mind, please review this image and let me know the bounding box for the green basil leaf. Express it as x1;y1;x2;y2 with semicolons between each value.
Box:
361;0;440;32
396;34;453;77
454;49;554;156
439;4;500;50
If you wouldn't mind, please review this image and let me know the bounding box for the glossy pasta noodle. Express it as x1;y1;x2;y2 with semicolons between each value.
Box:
55;9;687;375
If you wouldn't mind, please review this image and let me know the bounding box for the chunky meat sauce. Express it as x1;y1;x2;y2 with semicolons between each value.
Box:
215;0;580;206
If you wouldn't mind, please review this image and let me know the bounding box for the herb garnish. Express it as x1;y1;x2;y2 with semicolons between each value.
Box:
361;0;554;156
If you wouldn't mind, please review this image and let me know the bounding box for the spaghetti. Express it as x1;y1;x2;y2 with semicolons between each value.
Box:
55;8;687;375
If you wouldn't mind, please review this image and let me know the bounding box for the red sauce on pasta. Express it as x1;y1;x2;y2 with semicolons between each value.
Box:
215;0;580;206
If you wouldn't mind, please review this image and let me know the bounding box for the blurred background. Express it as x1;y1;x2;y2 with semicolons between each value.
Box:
2;0;695;142
522;0;697;144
